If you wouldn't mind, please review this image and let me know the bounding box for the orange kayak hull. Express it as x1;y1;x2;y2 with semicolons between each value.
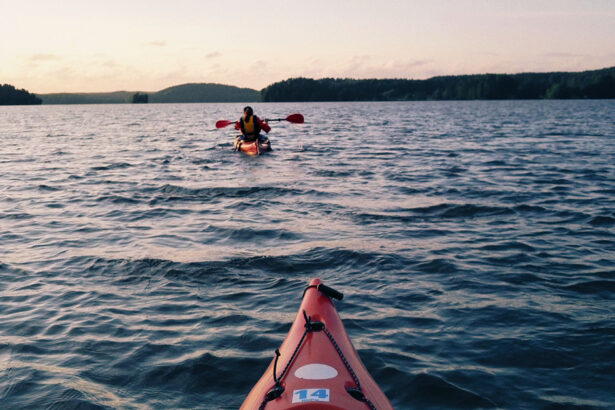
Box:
240;278;393;410
234;136;272;156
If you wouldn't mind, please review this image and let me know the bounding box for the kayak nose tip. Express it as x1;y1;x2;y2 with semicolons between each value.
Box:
304;279;344;301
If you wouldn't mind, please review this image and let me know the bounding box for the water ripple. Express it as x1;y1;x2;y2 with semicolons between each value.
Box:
1;101;614;409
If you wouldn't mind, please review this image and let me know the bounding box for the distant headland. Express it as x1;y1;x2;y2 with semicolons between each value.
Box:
1;66;614;105
37;83;260;105
0;84;42;105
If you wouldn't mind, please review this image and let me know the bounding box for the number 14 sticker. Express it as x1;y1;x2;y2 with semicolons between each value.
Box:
292;388;330;403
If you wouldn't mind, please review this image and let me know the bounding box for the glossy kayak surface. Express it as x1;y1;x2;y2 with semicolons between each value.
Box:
241;278;393;409
234;136;272;156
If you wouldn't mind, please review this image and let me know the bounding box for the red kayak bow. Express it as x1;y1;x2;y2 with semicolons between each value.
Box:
241;278;393;409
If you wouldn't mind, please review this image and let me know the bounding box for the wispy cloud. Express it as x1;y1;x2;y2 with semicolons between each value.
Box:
405;59;433;69
205;51;221;59
544;52;589;59
328;56;435;79
27;54;61;62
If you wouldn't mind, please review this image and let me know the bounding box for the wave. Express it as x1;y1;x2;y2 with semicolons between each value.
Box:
147;184;328;204
356;202;519;224
37;184;61;192
479;241;536;252
0;212;34;220
95;194;141;205
55;246;409;280
564;280;615;298
90;162;134;171
389;372;497;409
589;215;615;227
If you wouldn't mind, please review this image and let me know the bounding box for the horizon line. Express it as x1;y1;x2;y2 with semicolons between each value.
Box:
27;65;615;95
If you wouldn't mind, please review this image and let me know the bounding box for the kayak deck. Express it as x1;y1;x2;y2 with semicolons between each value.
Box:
241;278;392;409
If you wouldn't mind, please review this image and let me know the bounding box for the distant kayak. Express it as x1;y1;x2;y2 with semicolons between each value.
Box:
241;278;393;409
234;135;272;156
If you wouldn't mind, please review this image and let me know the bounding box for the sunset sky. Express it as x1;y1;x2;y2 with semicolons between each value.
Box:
2;0;614;93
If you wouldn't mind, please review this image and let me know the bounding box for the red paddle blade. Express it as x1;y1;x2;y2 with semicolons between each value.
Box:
215;120;233;128
285;113;304;124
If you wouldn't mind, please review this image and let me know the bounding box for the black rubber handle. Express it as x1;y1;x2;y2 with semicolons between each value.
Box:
318;283;343;301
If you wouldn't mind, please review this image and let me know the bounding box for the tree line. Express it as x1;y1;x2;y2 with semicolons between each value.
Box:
261;67;615;101
0;84;42;105
132;92;149;103
3;66;614;105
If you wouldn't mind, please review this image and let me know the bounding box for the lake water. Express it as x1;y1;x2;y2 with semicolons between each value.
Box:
1;100;614;409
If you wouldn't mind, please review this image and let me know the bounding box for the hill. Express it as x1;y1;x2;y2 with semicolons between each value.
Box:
31;67;615;104
40;83;259;104
261;66;615;101
151;83;258;103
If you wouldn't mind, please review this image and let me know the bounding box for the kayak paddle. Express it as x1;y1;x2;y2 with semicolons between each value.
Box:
215;113;304;128
215;120;235;129
265;113;304;123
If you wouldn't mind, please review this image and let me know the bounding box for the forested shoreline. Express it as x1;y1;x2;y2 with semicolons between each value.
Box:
2;66;614;105
261;67;615;101
0;84;42;105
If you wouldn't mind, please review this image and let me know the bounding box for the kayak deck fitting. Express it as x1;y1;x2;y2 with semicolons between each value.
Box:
241;278;393;409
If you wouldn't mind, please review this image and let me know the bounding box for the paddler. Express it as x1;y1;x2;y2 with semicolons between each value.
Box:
235;106;270;143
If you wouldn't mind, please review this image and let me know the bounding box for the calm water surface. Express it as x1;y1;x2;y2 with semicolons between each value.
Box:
1;101;614;409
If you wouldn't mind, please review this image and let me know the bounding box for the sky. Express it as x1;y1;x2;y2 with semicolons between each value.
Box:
2;0;615;93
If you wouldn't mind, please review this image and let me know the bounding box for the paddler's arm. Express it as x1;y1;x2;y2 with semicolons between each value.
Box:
258;117;271;133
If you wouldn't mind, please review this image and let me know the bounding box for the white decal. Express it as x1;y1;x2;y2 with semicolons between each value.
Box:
294;363;338;380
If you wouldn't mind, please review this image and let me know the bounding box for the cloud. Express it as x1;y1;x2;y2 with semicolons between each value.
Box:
543;52;589;59
249;59;269;69
404;59;433;69
146;41;167;47
328;56;435;79
205;51;221;59
476;51;502;57
101;59;120;68
27;54;61;62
